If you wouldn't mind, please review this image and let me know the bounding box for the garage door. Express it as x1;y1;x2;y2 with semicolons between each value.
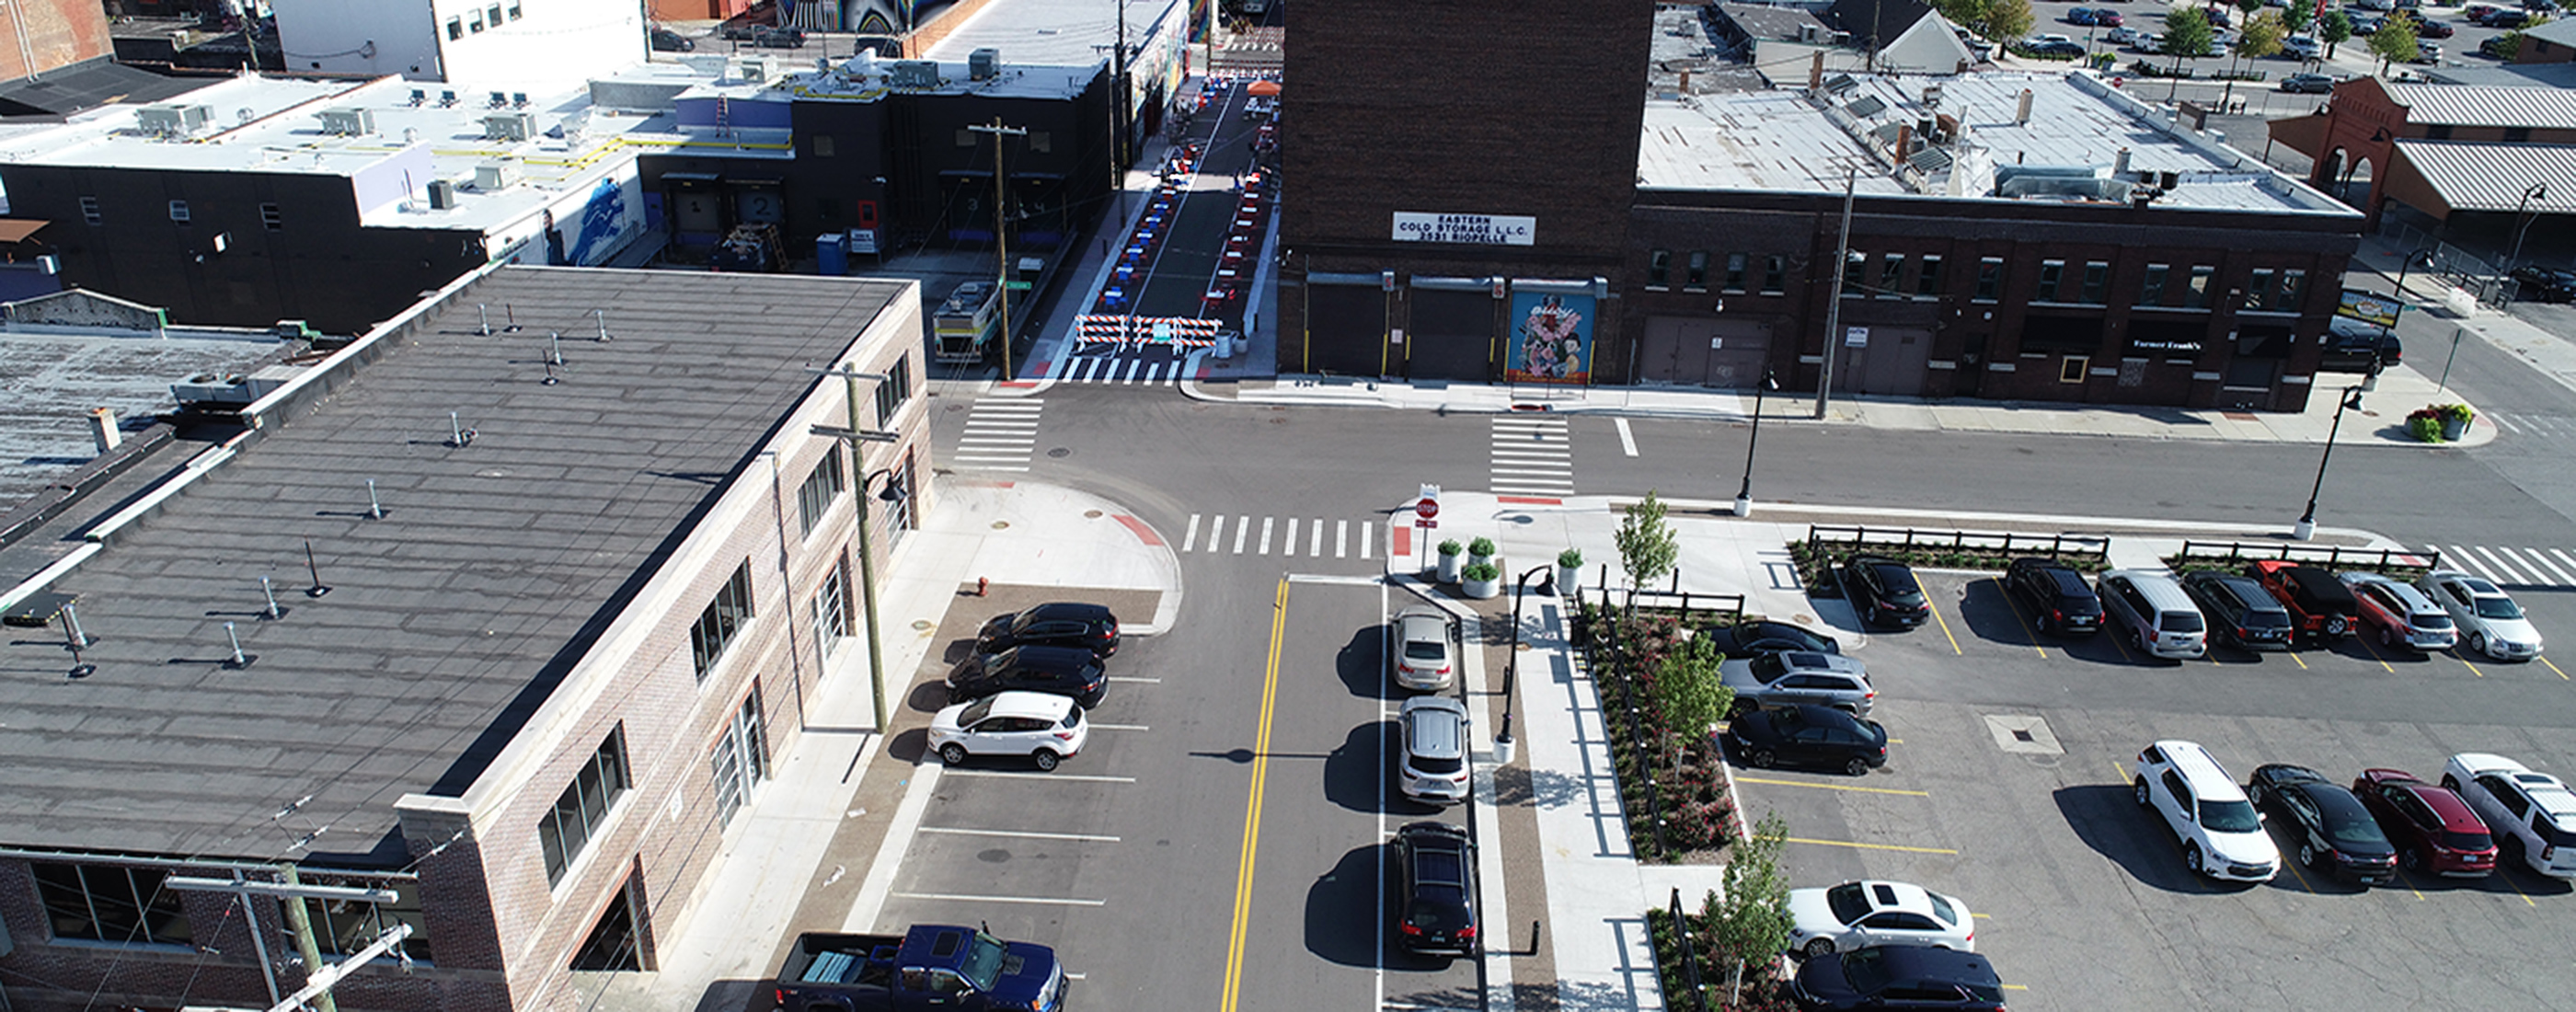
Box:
1406;289;1499;381
1305;283;1387;377
1639;316;1774;387
1829;326;1933;397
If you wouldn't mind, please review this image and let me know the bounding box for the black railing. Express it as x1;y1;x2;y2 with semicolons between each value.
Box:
1669;886;1706;1012
1807;524;2109;559
2174;540;2441;571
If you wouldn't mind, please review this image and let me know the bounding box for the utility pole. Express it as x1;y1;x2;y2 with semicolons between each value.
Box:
1814;167;1857;420
166;871;405;1012
971;119;1027;381
1114;0;1129;171
811;366;901;730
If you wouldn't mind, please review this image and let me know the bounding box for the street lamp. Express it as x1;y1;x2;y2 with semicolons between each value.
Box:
2293;385;2367;541
2508;183;2549;276
1734;368;1779;518
1499;564;1554;765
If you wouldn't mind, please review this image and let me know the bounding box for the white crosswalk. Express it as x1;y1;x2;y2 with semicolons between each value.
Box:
2482;412;2576;438
1490;416;1575;498
2429;544;2576;589
952;398;1041;472
1179;513;1380;561
1055;349;1189;386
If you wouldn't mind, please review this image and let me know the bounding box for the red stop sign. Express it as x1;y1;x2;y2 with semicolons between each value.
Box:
1417;498;1440;519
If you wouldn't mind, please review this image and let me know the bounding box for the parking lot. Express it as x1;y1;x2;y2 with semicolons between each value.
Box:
1735;569;2576;1010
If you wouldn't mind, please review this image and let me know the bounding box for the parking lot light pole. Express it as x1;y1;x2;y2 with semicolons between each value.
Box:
1733;367;1778;518
1499;564;1554;765
2508;183;2549;276
2293;385;2367;541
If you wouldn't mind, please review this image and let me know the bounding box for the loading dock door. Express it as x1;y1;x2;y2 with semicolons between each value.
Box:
1406;288;1499;381
1305;282;1387;376
1832;326;1934;397
1640;316;1773;387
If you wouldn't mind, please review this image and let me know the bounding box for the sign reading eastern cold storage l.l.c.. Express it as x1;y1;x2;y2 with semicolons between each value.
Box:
1391;213;1535;246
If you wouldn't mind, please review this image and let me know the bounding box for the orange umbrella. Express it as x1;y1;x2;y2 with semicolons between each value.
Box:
1247;79;1282;97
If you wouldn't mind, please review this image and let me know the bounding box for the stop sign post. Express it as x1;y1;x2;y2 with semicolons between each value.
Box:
1415;485;1441;572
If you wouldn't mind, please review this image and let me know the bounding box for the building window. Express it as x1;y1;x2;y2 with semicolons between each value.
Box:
812;134;835;157
1684;251;1710;291
2245;269;2277;311
2184;265;2216;308
711;689;769;826
1647;250;1671;289
540;729;632;886
2037;259;2066;302
1761;255;1786;294
873;353;914;428
34;864;193;947
1879;253;1904;298
507;2;522;20
260;203;283;231
1722;253;1748;293
2079;261;2110;305
468;9;484;32
1917;255;1943;296
2059;355;2089;384
447;17;463;40
1842;251;1867;296
489;5;505;29
885;451;917;535
689;561;756;679
812;556;850;664
2277;270;2306;312
79;196;101;225
798;449;847;536
302;877;432;963
1974;257;2003;301
2137;263;2170;306
2504;126;2532;144
167;201;190;224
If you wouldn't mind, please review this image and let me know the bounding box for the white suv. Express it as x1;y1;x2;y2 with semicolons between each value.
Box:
2133;741;2279;881
2443;753;2576;879
928;691;1088;770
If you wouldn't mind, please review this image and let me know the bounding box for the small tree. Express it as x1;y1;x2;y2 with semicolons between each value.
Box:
2368;18;2421;75
2320;10;2352;60
1653;636;1731;773
2490;30;2527;62
1616;490;1679;606
1702;812;1794;1004
1982;0;2035;48
2284;0;2314;36
2162;6;2215;75
2226;9;2285;107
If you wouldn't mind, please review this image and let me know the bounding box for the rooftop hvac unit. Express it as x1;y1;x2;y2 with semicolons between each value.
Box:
316;109;376;135
427;178;457;210
170;365;305;408
739;56;771;83
472;162;520;191
135;103;213;138
482;111;536;142
971;48;1001;79
891;60;940;88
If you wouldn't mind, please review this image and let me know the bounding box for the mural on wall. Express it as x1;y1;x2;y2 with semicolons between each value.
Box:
562;176;634;266
1506;291;1593;385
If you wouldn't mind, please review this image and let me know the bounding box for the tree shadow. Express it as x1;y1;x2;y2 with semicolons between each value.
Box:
1491;765;1596;811
1337;623;1387;699
2053;784;2254;894
1304;844;1390;967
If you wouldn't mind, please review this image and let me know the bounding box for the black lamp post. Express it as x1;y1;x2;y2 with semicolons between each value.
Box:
1733;368;1778;518
2508;183;2549;279
2294;385;2367;541
1499;564;1554;765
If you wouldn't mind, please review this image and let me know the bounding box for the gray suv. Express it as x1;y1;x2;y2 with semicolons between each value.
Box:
1720;651;1875;717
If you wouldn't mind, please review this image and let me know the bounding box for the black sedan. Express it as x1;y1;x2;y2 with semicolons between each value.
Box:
650;27;695;52
1394;822;1478;955
2512;264;2576;304
2247;764;2398;884
975;601;1121;657
947;645;1108;707
1789;945;2006;1011
2003;557;2102;636
1701;619;1841;658
1843;555;1931;628
1723;704;1889;776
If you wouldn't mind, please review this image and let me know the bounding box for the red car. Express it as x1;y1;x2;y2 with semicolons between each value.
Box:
2352;768;2498;878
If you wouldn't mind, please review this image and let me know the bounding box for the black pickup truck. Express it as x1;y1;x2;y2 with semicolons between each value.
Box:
773;925;1066;1012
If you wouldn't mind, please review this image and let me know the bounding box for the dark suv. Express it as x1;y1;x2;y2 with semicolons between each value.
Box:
1843;556;1931;629
2511;265;2576;304
947;646;1108;708
2247;560;2359;642
1790;945;2006;1011
2323;316;2403;373
1394;822;1478;955
2182;570;2293;650
2003;557;2102;636
975;602;1121;657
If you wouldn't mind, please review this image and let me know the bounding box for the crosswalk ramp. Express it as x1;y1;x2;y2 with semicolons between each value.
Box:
2481;412;2576;438
952;398;1041;472
1180;513;1380;560
1056;345;1190;386
1490;416;1575;498
2427;544;2576;590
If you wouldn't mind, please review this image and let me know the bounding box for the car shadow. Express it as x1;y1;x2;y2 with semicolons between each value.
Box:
941;637;980;664
1338;624;1388;700
885;727;932;764
1304;844;1391;968
906;679;954;714
1951;577;2043;648
1324;720;1394;813
2052;626;2183;668
2053;784;2258;894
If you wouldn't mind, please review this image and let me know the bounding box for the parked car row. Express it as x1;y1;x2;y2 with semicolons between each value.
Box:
1994;557;2544;663
2138;741;2576;884
1383;604;1482;958
1784;880;1998;1010
927;603;1122;769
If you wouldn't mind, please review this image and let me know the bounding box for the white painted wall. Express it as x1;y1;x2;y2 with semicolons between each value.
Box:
273;0;646;86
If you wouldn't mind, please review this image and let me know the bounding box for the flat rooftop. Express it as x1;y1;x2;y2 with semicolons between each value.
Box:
0;266;909;863
924;0;1188;63
0;328;287;516
1640;70;2352;214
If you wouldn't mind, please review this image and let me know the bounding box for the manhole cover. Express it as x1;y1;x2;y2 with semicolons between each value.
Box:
912;619;934;631
1084;510;1104;519
947;403;967;412
1983;714;2064;755
991;520;1011;530
1048;447;1072;457
978;848;1011;864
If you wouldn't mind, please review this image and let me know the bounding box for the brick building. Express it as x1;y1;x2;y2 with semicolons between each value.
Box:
0;265;932;1012
2269;78;2576;249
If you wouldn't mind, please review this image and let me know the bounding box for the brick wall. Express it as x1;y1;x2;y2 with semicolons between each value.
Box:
0;1;111;81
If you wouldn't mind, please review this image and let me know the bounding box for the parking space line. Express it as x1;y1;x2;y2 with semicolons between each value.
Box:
1089;723;1149;731
892;891;1107;907
2110;758;2128;781
2352;636;2397;673
2543;656;2570;681
1107;675;1162;683
2277;850;2316;893
2287;650;2308;670
1784;836;1960;855
2105;627;2135;664
918;826;1122;843
2450;650;2485;677
1990;579;2047;659
2001;984;2028;992
943;769;1137;784
1925;595;1962;655
2497;868;2539;908
1734;776;1929;797
2390;868;2428;901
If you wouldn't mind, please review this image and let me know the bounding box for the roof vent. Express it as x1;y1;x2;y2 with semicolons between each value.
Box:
1823;73;1858;96
135;103;214;139
426;178;457;210
971;47;1001;79
316;109;376;135
482;111;536;142
473;162;521;191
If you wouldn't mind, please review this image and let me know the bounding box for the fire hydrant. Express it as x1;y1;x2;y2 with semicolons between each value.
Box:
976;576;990;597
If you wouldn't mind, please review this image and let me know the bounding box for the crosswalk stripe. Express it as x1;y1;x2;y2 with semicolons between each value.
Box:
1259;516;1275;555
1208;514;1225;551
2508;546;2576;585
1361;522;1374;558
2491;414;2522;433
1282;517;1296;556
1310;518;1325;557
1183;513;1202;552
2470;546;2531;584
1336;520;1350;558
2442;546;2490;581
1232;514;1250;554
2552;548;2576;577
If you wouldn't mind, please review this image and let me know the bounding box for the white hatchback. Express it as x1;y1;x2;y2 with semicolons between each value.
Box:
928;691;1088;771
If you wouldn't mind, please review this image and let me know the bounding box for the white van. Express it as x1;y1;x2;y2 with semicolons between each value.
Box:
2098;569;2207;660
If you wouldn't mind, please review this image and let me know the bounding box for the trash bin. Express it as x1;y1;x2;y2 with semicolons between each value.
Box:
816;232;848;276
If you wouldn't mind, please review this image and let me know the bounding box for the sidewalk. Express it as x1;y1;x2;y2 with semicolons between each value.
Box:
2350;233;2576;396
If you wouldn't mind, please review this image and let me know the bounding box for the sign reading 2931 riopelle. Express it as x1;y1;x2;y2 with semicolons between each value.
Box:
1391;213;1535;246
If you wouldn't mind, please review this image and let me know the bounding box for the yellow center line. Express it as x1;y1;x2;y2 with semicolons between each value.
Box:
2543;655;2570;681
1972;912;1992;919
1218;578;1290;1012
1735;776;1930;797
1786;836;1961;855
1991;578;2048;659
1926;594;1963;656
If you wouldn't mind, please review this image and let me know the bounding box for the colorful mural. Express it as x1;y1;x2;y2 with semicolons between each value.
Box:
1506;291;1593;385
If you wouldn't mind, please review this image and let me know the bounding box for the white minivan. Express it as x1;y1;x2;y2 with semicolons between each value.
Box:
2098;569;2208;660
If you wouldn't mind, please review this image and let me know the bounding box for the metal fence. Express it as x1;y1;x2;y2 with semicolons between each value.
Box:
1593;564;1750;626
1805;524;2110;560
2380;219;2511;306
1667;886;1707;1012
2174;540;2440;571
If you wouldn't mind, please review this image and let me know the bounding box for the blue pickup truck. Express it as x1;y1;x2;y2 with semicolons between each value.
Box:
773;925;1067;1012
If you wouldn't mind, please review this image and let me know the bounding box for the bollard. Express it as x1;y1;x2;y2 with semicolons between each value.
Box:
976;576;990;597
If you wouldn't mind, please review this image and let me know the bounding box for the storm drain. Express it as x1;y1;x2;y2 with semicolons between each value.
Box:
1983;714;2064;755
